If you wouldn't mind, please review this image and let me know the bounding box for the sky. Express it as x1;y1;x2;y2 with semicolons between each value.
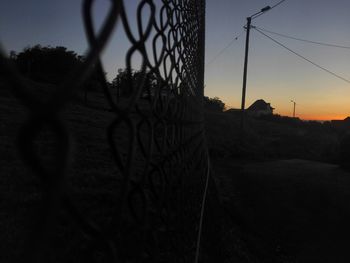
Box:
0;0;349;120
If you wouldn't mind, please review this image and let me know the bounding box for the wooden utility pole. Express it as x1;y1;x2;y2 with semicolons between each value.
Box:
240;6;271;129
240;17;252;129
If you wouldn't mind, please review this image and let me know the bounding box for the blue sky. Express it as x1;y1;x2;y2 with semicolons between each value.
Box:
1;0;350;119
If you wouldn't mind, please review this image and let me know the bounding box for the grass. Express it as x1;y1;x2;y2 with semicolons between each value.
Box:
0;85;210;262
214;158;350;262
2;82;350;262
0;86;123;262
205;110;340;163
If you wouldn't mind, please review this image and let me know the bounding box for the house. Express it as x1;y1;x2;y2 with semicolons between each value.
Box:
247;99;274;117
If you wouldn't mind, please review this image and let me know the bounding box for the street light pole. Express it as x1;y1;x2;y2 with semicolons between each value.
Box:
291;100;296;117
240;5;271;129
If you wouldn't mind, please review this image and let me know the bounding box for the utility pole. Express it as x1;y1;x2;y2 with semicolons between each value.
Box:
240;6;271;129
240;16;251;128
291;100;296;117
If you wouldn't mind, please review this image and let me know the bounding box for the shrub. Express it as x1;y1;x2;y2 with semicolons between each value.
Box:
204;96;225;112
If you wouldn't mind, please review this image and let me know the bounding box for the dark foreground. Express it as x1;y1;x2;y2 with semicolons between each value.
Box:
2;87;350;262
215;158;350;263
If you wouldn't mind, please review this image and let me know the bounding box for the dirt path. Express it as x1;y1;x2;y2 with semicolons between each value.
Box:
214;159;350;263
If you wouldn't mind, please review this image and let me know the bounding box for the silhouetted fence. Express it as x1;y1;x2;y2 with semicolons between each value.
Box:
0;0;220;262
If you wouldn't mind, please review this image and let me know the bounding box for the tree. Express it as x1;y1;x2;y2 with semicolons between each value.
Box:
203;96;225;112
10;45;105;102
111;68;132;98
13;45;83;84
111;69;158;100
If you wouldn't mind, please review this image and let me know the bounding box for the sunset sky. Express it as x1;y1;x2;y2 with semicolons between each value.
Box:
1;0;349;120
205;0;350;120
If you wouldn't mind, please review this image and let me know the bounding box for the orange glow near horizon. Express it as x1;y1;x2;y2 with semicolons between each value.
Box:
224;106;349;121
292;114;347;121
272;109;349;121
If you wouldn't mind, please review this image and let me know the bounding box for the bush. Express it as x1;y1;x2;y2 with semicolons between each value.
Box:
13;45;83;84
204;96;225;112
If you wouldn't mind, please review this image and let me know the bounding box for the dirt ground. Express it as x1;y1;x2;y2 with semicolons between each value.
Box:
213;158;350;263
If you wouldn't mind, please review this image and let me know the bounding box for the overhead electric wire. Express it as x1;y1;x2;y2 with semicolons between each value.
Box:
252;0;288;20
270;0;288;9
253;27;350;84
254;26;350;49
205;30;244;66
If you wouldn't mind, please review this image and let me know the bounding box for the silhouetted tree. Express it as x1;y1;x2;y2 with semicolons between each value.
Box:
11;45;105;102
111;69;158;100
203;96;225;112
13;45;83;84
111;68;132;98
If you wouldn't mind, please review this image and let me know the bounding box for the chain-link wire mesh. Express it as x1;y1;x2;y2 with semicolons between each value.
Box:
0;0;221;262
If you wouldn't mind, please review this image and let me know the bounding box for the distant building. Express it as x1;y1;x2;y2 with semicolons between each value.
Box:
331;116;350;128
247;99;274;117
344;117;350;123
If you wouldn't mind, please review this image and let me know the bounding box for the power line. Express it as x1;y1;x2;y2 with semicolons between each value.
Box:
205;31;244;66
252;0;288;20
254;26;350;49
271;0;288;9
253;27;350;84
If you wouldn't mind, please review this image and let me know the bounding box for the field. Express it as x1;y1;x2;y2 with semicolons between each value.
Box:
206;110;350;262
0;85;125;262
1;84;350;262
214;158;350;262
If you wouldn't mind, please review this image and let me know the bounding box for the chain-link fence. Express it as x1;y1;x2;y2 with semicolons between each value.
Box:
0;0;221;262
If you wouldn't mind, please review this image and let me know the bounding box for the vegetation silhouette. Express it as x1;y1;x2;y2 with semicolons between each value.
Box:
12;45;82;84
110;68;158;99
10;45;103;101
203;96;225;112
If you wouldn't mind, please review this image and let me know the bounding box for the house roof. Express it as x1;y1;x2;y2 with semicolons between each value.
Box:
247;99;274;111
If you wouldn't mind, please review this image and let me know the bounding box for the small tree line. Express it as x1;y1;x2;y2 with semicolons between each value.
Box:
5;45;226;110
